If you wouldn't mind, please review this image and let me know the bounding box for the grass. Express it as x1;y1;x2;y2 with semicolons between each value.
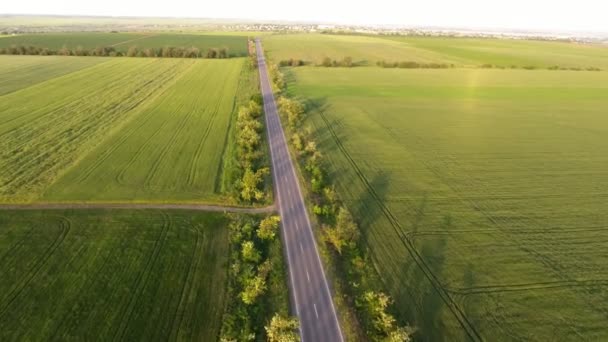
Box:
0;209;230;341
287;66;608;341
0;55;108;95
264;33;608;68
0;32;249;56
43;58;244;203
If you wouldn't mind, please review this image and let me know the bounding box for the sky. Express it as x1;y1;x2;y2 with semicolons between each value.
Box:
2;0;608;33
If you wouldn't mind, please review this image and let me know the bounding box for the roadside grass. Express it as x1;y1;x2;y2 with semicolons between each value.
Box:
287;66;608;341
43;58;244;203
0;209;230;341
0;57;197;202
0;55;108;95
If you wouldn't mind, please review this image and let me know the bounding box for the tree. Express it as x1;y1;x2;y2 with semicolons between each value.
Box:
240;167;269;202
322;57;332;67
241;274;267;304
219;47;229;58
342;56;353;67
207;48;218;58
324;207;360;254
291;133;303;151
384;326;413;342
241;240;261;263
126;46;139;57
58;45;72;56
265;314;300;342
257;215;281;240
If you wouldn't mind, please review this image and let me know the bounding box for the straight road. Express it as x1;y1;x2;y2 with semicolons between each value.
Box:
255;39;344;342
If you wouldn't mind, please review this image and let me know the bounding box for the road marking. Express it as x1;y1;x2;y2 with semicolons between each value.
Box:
313;303;319;319
295;222;300;231
300;242;304;253
306;269;311;282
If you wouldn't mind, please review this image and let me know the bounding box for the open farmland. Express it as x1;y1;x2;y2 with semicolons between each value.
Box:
380;36;608;69
0;55;108;95
0;209;229;341
0;32;249;56
264;33;608;69
287;66;608;341
0;56;246;203
44;59;243;202
264;33;451;65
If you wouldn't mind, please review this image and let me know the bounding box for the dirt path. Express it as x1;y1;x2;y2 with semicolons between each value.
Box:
111;34;158;47
0;202;275;214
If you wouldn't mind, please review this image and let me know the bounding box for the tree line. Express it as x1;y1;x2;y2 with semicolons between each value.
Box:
482;63;602;71
0;44;232;58
377;60;452;69
269;61;413;342
220;215;299;342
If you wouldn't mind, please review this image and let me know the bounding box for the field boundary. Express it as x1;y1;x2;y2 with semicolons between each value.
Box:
0;202;275;214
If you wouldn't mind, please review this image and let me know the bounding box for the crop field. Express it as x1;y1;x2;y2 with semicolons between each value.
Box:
0;32;249;56
265;33;608;68
288;66;608;341
381;36;608;69
0;55;108;95
44;59;243;202
0;209;229;341
0;56;245;203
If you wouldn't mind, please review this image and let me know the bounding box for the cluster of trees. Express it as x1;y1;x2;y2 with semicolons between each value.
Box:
221;215;293;341
265;314;300;342
0;44;231;58
235;100;270;203
321;56;354;67
248;39;258;68
279;58;305;67
377;60;452;69
481;64;600;71
270;60;413;341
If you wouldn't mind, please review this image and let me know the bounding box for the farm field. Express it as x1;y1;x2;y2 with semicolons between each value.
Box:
44;58;243;202
264;33;451;65
380;36;608;69
0;56;245;203
264;33;608;69
0;32;249;56
287;66;608;341
0;209;230;341
0;55;108;95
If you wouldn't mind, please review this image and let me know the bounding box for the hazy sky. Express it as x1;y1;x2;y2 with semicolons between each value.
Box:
2;0;608;32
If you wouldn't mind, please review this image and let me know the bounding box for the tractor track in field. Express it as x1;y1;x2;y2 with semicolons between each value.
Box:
318;110;483;342
0;202;275;214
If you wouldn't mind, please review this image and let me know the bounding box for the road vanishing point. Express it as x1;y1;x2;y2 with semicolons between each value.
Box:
255;38;344;342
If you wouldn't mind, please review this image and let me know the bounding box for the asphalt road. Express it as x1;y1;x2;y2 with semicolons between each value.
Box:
255;39;344;342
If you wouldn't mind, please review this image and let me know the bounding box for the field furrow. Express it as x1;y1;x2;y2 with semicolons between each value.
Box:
42;58;244;203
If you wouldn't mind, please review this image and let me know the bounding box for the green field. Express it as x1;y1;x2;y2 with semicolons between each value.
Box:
287;66;608;341
0;209;229;341
0;56;245;203
44;59;243;202
0;32;249;56
0;55;108;95
265;33;608;68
